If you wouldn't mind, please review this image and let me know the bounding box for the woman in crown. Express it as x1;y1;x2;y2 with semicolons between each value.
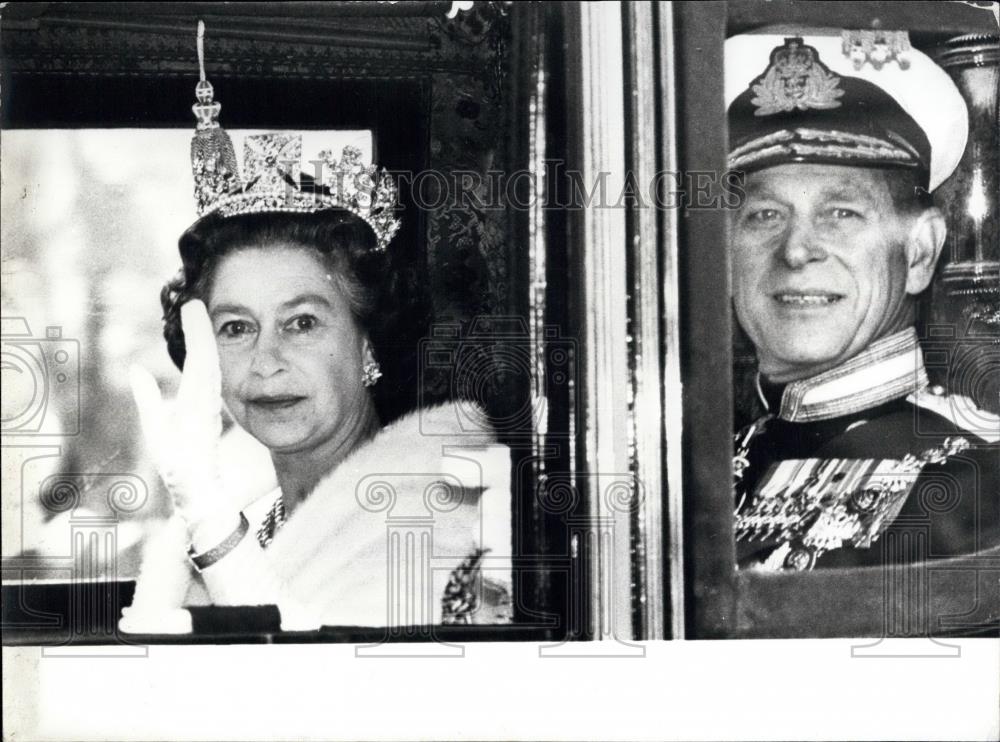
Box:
119;28;511;633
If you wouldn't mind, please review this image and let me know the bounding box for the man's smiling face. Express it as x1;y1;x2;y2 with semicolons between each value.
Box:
730;163;928;382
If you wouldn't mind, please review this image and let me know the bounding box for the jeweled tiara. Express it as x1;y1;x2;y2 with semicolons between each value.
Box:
189;21;401;252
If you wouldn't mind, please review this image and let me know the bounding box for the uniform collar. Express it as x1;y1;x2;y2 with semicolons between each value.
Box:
759;327;928;423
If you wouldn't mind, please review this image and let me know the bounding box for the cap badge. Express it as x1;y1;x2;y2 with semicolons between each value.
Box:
751;37;845;117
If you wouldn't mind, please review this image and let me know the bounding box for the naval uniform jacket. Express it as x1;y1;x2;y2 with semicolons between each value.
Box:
735;328;1000;571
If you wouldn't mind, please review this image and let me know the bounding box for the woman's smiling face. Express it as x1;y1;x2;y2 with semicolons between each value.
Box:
207;244;371;454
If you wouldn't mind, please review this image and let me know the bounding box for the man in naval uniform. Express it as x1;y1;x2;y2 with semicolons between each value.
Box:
725;31;1000;571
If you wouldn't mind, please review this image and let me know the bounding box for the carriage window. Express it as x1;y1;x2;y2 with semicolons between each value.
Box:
6;0;992;650
679;0;1000;639
1;2;572;644
2;127;371;581
3;4;997;741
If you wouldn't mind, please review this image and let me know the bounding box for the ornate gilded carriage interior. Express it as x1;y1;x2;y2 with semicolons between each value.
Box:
2;0;997;643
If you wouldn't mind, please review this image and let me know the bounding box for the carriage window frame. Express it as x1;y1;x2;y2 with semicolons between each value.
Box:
0;2;569;646
679;0;1000;639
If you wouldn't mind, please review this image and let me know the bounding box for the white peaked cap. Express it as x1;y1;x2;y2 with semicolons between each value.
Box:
725;31;969;191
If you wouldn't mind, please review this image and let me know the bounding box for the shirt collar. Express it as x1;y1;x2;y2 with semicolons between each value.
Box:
758;327;928;423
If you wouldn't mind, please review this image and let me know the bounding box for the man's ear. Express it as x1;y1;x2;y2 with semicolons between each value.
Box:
904;206;947;296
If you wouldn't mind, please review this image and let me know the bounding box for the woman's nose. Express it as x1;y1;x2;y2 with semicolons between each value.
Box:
777;219;827;269
248;331;287;377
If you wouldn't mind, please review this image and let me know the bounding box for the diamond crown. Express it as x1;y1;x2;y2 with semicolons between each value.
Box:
189;23;401;251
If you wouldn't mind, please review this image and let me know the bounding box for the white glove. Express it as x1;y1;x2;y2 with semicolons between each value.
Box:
127;301;320;629
129;300;228;536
